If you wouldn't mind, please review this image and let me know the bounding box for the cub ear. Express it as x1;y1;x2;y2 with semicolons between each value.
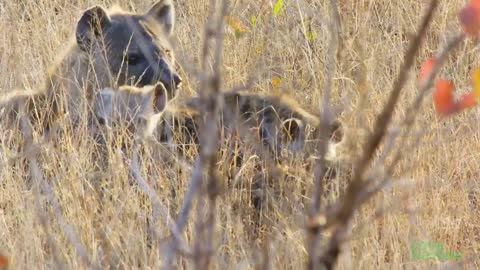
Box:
76;6;111;52
152;82;169;113
145;0;175;35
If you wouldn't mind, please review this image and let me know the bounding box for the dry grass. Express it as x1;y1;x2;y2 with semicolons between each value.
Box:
1;0;480;269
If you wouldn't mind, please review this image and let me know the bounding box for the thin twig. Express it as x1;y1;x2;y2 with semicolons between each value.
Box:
306;0;340;269
386;32;465;173
163;158;203;269
192;0;229;268
166;0;229;268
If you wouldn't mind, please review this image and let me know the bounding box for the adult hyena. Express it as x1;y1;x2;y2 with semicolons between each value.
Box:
19;0;181;134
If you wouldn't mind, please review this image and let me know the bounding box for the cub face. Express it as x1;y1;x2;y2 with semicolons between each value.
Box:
92;83;169;136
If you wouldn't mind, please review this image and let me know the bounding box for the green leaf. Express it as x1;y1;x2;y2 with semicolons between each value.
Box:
273;0;285;16
235;29;246;38
251;15;257;27
305;31;317;41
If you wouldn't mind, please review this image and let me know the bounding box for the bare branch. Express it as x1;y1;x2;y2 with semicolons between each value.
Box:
306;0;340;269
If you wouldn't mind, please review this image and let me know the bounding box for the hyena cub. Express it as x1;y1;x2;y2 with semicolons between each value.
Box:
92;83;199;158
92;83;170;136
168;91;346;227
90;82;173;168
7;0;181;134
185;91;344;162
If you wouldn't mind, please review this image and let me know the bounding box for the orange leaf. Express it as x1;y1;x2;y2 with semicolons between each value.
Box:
458;92;477;110
225;16;248;38
472;68;480;99
419;58;437;87
433;79;456;117
0;255;8;267
459;0;480;36
271;77;281;89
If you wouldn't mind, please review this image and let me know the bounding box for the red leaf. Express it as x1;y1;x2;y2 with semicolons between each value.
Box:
419;58;437;87
433;79;456;117
459;0;480;36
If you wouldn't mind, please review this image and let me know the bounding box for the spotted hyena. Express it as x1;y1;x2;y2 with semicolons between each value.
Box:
91;82;171;137
184;91;349;226
4;0;181;134
154;91;347;225
184;91;344;162
92;83;198;159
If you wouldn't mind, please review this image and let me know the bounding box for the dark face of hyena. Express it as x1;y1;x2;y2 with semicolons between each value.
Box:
76;0;181;98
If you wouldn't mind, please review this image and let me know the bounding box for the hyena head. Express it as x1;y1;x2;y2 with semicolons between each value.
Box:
92;82;169;136
263;104;345;161
301;119;344;161
76;0;181;95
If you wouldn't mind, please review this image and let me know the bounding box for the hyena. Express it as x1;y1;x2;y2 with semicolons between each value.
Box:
92;83;199;162
89;82;173;171
92;83;171;136
185;91;344;162
180;91;347;225
7;0;181;134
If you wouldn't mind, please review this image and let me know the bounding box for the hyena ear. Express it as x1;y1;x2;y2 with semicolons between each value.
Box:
146;0;175;35
152;82;169;113
76;6;111;52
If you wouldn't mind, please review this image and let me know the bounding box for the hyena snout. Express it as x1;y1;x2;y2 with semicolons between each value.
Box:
154;59;182;94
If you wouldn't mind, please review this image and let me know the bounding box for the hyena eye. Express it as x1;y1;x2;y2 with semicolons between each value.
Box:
126;53;143;66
